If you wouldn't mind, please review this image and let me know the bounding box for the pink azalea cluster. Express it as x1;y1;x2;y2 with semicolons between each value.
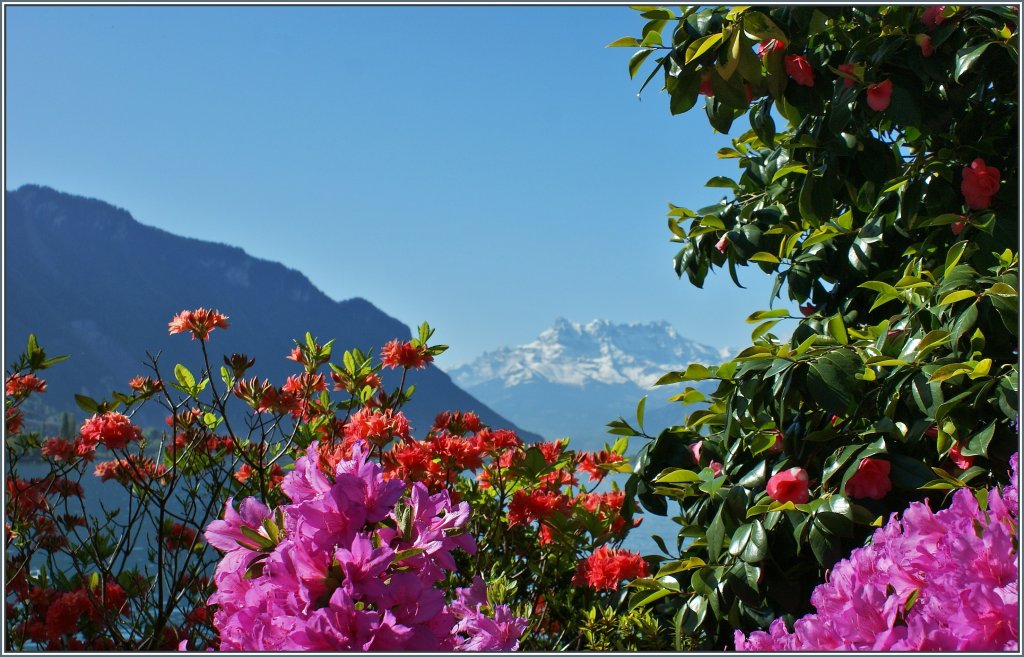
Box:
202;441;526;651
736;454;1019;651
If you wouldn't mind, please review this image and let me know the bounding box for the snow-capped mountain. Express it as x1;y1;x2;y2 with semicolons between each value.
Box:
448;319;728;448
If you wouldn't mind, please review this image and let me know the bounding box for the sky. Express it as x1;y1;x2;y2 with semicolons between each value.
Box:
5;4;789;367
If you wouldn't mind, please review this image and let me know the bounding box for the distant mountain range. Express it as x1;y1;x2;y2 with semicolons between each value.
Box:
448;318;728;449
4;184;534;439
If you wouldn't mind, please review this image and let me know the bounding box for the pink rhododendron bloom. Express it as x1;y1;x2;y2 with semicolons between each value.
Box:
961;158;1001;209
167;307;229;340
844;458;892;500
784;54;815;87
381;339;433;369
767;467;810;504
866;79;893;111
736;454;1019;651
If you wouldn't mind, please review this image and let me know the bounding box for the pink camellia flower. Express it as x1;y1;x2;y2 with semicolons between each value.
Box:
769;429;785;454
920;6;947;30
845;458;892;500
866;79;893;112
688;441;703;463
837;63;858;88
961;158;1001;210
709;461;724;477
784;54;815;87
715;235;729;253
767;467;810;504
916;34;934;57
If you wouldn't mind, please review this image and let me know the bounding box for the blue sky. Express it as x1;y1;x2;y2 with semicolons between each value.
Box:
5;5;787;367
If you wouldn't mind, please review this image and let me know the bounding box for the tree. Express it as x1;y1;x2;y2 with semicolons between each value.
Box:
611;5;1019;649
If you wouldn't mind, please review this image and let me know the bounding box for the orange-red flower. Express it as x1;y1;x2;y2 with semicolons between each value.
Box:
5;373;46;398
571;547;648;591
80;412;143;450
167;308;229;340
380;339;433;370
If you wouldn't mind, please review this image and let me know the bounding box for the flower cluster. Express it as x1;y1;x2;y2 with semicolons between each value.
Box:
571;546;649;591
735;454;1019;651
204;441;526;651
168;308;230;341
79;412;143;451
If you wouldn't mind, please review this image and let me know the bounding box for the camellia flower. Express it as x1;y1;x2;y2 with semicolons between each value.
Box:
784;54;815;87
837;63;858;88
698;71;714;97
844;458;892;500
948;442;975;470
916;33;934;57
950;217;967;235
715;235;730;253
920;5;948;30
167;307;230;340
766;467;810;504
756;38;785;59
866;79;893;111
961;158;1001;210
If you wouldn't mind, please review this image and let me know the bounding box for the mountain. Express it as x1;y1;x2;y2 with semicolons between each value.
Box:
4;184;535;439
448;318;728;449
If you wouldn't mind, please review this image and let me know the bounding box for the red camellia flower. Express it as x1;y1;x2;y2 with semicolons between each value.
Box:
80;412;143;450
766;467;810;504
380;339;433;370
866;79;893;111
571;547;649;591
844;458;892;500
961;158;1001;210
916;34;934;57
837;63;858;88
950;216;968;235
715;235;729;253
769;429;785;454
948;442;975;470
699;71;714;97
167;308;230;341
799;303;817;317
920;5;947;30
756;38;785;59
784;54;815;87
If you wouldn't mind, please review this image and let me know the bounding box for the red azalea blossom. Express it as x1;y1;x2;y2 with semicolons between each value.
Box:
709;461;724;477
40;437;77;462
94;456;167;485
948;442;975;470
507;489;571;527
766;467;810;504
380;339;433;370
6;407;24;435
784;54;815;87
866;79;893;112
344;407;411;447
577;449;624;481
844;458;892;500
572;547;649;591
165;523;199;551
5;372;47;398
167;308;229;341
80;412;143;450
961;158;1001;210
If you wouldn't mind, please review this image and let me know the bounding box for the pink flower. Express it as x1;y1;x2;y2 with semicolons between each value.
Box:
80;412;143;450
381;339;433;370
767;467;810;504
961;158;1001;210
168;308;229;340
866;79;893;111
709;461;724;477
699;71;714;97
845;458;892;500
784;54;815;87
715;235;729;253
921;6;947;31
916;34;934;57
769;429;785;454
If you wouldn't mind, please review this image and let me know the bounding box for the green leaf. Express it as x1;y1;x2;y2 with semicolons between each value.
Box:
74;394;100;414
954;42;992;82
771;163;808;183
807;349;862;414
746;308;789;322
174;363;195;389
742;10;787;41
636;395;647;429
706;176;739;189
826;314;848;345
607;36;643;47
944;241;969;277
985;282;1018;297
749;252;781;264
629;47;655;78
937;289;977;306
685;32;724;64
706;505;725;562
655;468;702;484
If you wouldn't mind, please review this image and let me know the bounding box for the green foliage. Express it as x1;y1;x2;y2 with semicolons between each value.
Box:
614;5;1019;649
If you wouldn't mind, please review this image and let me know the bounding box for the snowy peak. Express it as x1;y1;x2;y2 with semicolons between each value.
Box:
449;318;726;389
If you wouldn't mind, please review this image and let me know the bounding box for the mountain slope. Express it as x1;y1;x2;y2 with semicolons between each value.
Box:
448;319;726;448
4;184;532;438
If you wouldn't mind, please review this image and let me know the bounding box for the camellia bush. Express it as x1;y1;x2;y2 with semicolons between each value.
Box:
4;312;663;651
609;4;1019;650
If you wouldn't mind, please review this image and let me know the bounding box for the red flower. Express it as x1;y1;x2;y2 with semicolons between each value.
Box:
866;79;893;112
6;407;24;435
165;522;199;551
961;158;1001;210
837;63;858;88
950;219;967;236
769;429;785;454
380;339;433;370
715;235;729;253
799;303;817;317
948;442;975;470
844;458;892;500
80;412;143;450
577;449;625;481
709;461;723;477
45;590;90;641
5;373;46;398
571;547;649;591
167;308;229;341
920;6;947;31
507;489;570;527
916;34;934;57
756;38;785;59
40;437;77;462
699;71;714;97
784;54;815;87
766;466;810;504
